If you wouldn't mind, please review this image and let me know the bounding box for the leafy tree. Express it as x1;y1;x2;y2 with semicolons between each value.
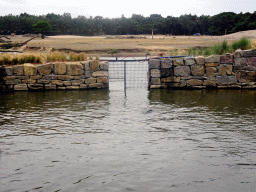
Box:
33;21;52;38
0;11;255;37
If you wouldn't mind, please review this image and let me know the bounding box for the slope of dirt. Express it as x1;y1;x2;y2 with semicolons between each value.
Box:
221;30;256;40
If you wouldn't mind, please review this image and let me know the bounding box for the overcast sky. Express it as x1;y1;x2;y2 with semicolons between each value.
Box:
1;0;256;18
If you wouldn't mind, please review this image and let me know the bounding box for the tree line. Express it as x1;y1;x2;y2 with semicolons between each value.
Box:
0;12;255;36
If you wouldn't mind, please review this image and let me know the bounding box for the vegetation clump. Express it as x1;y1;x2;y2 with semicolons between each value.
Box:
231;37;251;51
186;37;252;56
0;51;88;65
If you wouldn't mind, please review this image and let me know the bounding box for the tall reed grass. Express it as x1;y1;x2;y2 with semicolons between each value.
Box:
0;51;88;65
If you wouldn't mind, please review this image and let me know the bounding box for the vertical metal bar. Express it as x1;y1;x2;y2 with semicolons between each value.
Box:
124;61;126;90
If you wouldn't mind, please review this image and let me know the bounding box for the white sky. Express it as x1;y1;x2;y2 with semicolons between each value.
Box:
1;0;256;18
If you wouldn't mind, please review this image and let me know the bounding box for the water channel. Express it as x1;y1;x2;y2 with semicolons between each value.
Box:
1;85;256;191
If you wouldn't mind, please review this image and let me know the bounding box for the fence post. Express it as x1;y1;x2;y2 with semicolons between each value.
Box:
124;61;126;90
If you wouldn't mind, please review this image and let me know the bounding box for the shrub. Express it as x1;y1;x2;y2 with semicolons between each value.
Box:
231;37;251;51
11;56;19;65
25;55;36;63
220;40;229;54
203;48;212;56
78;53;87;61
2;55;11;65
112;49;118;54
197;48;203;55
69;52;76;61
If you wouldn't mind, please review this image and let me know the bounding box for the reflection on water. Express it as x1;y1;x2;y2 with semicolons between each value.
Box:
0;88;256;192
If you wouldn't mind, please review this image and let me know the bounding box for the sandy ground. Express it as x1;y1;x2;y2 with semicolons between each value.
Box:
2;30;256;56
46;30;256;40
46;30;256;39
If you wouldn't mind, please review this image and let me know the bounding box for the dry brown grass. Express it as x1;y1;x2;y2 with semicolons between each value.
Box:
251;40;256;49
5;30;256;57
0;51;89;65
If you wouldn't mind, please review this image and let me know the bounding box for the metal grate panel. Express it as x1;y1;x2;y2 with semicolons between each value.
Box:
108;60;148;89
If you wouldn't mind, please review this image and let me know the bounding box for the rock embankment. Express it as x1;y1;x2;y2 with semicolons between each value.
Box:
149;49;256;89
0;60;108;91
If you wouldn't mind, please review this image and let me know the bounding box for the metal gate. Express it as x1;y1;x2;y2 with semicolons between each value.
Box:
108;60;148;89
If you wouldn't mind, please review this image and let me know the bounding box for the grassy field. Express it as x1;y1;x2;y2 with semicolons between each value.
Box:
25;35;227;56
4;30;256;57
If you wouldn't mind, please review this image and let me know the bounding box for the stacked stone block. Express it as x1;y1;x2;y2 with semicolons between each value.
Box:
1;61;108;91
149;49;256;89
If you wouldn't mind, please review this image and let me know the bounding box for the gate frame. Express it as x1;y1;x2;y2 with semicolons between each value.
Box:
108;59;149;89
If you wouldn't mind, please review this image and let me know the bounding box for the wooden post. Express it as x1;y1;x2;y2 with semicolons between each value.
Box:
152;29;153;39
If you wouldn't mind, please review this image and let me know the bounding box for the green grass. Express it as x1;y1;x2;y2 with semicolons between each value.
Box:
187;37;251;56
231;37;251;51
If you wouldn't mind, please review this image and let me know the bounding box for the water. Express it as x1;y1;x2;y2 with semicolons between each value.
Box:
1;87;256;192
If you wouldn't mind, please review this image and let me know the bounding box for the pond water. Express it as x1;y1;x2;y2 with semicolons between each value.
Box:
1;86;256;192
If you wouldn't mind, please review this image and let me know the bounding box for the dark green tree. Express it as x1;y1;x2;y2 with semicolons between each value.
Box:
32;21;52;38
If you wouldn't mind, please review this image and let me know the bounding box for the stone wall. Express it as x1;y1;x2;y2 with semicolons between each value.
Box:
149;49;256;89
0;60;108;91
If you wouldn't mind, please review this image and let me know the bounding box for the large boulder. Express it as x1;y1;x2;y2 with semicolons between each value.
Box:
38;63;53;75
71;79;85;86
57;75;74;81
161;58;172;68
42;75;57;80
148;59;160;69
99;61;108;71
220;54;234;64
216;76;237;85
191;65;205;76
206;67;217;77
205;55;221;63
161;68;173;77
54;63;66;75
184;57;196;65
5;67;13;76
97;77;108;83
13;65;24;76
195;56;205;65
161;76;180;83
203;80;216;87
187;79;203;86
66;62;83;76
236;71;256;82
14;84;28;91
219;64;233;76
151;69;161;78
243;49;256;57
90;60;99;72
84;62;91;78
150;78;161;85
174;66;190;77
23;63;37;76
173;58;184;66
234;58;247;69
85;78;97;84
92;71;108;77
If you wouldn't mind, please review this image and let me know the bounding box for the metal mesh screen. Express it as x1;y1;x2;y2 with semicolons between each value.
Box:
108;60;148;89
108;61;124;80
